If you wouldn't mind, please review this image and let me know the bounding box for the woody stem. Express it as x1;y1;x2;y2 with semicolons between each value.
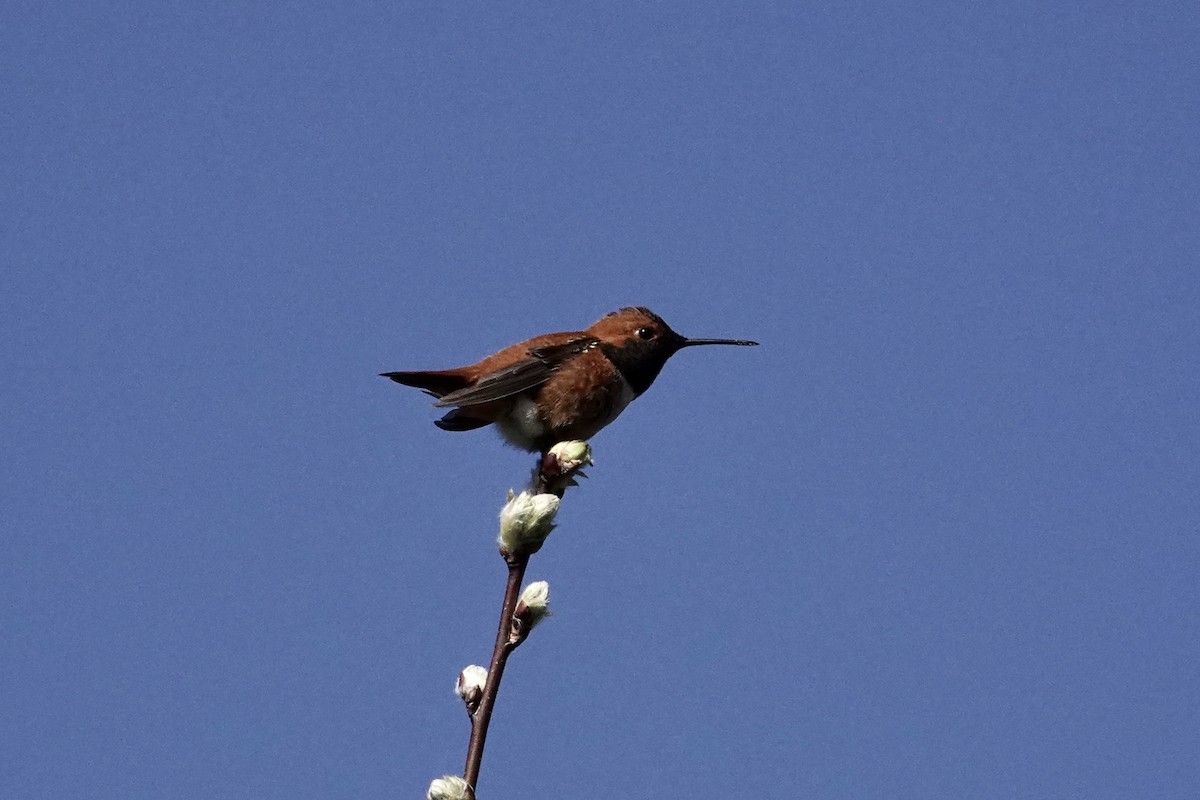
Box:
463;555;528;793
534;451;567;497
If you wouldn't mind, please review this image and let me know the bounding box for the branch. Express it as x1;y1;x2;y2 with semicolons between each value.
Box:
431;441;591;800
462;556;528;791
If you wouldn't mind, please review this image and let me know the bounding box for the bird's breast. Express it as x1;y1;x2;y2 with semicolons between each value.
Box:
597;375;636;428
495;395;547;450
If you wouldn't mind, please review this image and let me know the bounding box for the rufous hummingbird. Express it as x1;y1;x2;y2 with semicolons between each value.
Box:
381;307;758;454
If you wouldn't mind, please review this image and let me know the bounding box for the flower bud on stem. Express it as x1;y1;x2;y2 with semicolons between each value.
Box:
497;490;559;560
426;774;472;800
455;665;488;716
534;440;593;496
510;580;551;647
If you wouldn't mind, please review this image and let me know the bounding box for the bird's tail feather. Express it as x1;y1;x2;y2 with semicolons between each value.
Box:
379;370;470;398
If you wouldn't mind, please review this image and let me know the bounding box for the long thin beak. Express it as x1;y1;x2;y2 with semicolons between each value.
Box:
679;337;760;347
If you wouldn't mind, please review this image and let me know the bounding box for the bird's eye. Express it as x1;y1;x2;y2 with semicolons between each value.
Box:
636;327;656;340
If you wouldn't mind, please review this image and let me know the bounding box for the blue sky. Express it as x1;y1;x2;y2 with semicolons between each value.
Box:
3;2;1198;798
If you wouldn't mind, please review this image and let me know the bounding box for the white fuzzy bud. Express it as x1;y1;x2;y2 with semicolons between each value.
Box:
547;440;593;472
516;580;550;622
455;665;487;711
426;775;470;800
498;490;560;557
512;580;552;644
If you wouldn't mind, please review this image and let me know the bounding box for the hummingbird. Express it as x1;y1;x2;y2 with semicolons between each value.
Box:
381;306;758;454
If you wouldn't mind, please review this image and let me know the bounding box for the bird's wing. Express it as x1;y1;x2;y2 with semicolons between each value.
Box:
432;336;600;408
